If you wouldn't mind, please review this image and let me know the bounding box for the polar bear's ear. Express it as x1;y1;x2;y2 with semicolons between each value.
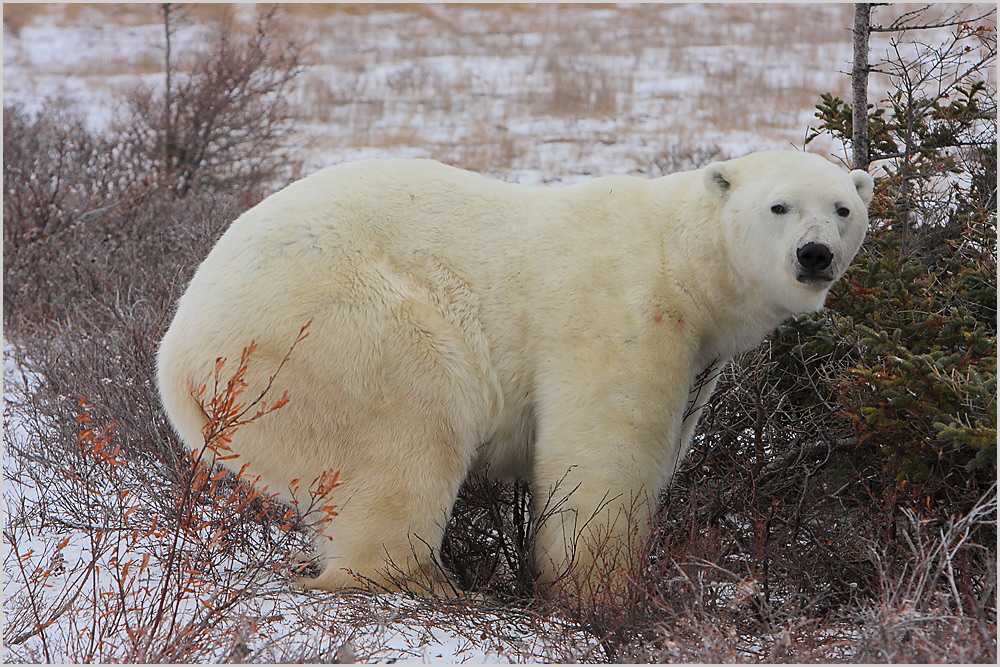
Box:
703;162;732;200
850;169;874;206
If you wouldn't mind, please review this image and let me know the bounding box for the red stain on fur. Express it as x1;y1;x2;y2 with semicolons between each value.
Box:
653;313;663;323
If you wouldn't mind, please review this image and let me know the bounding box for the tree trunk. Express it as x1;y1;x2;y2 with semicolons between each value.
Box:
161;3;175;189
852;3;872;171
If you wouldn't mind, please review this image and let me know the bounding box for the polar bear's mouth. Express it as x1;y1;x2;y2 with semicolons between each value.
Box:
795;272;835;288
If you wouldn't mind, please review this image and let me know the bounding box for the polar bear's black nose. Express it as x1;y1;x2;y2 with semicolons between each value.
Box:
797;243;833;272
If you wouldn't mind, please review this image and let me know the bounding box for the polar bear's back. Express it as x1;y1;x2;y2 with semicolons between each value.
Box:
174;160;510;317
194;160;541;311
233;158;527;247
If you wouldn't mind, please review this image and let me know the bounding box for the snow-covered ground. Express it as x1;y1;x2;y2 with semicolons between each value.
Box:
3;3;992;662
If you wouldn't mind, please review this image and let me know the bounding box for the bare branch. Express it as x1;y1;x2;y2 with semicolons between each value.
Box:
871;5;996;33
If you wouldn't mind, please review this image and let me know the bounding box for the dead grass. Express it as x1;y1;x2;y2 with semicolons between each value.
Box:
18;2;985;171
2;3;39;34
3;2;866;172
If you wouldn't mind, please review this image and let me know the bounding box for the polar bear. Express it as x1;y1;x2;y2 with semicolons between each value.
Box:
157;151;873;597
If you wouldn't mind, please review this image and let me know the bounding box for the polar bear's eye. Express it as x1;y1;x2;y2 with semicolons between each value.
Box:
837;206;851;217
771;204;787;215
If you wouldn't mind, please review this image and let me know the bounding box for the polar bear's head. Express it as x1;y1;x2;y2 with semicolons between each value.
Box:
703;151;874;314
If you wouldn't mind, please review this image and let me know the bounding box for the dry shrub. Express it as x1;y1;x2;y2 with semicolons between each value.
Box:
118;4;307;198
439;473;537;598
3;102;130;324
647;142;728;176
3;339;339;663
847;490;997;663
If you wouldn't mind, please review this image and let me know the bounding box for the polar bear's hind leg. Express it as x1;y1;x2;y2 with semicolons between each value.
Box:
285;291;495;594
293;419;474;596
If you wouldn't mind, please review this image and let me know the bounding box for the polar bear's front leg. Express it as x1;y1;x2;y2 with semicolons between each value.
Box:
530;366;690;600
532;458;658;601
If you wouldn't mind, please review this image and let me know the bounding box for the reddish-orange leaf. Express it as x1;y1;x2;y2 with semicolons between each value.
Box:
272;391;290;410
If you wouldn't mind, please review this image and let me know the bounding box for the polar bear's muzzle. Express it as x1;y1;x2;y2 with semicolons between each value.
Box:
794;242;836;286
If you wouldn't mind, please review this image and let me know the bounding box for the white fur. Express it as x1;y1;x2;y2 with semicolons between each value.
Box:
157;151;873;594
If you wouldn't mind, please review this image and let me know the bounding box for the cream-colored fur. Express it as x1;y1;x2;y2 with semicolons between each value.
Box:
157;151;873;595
